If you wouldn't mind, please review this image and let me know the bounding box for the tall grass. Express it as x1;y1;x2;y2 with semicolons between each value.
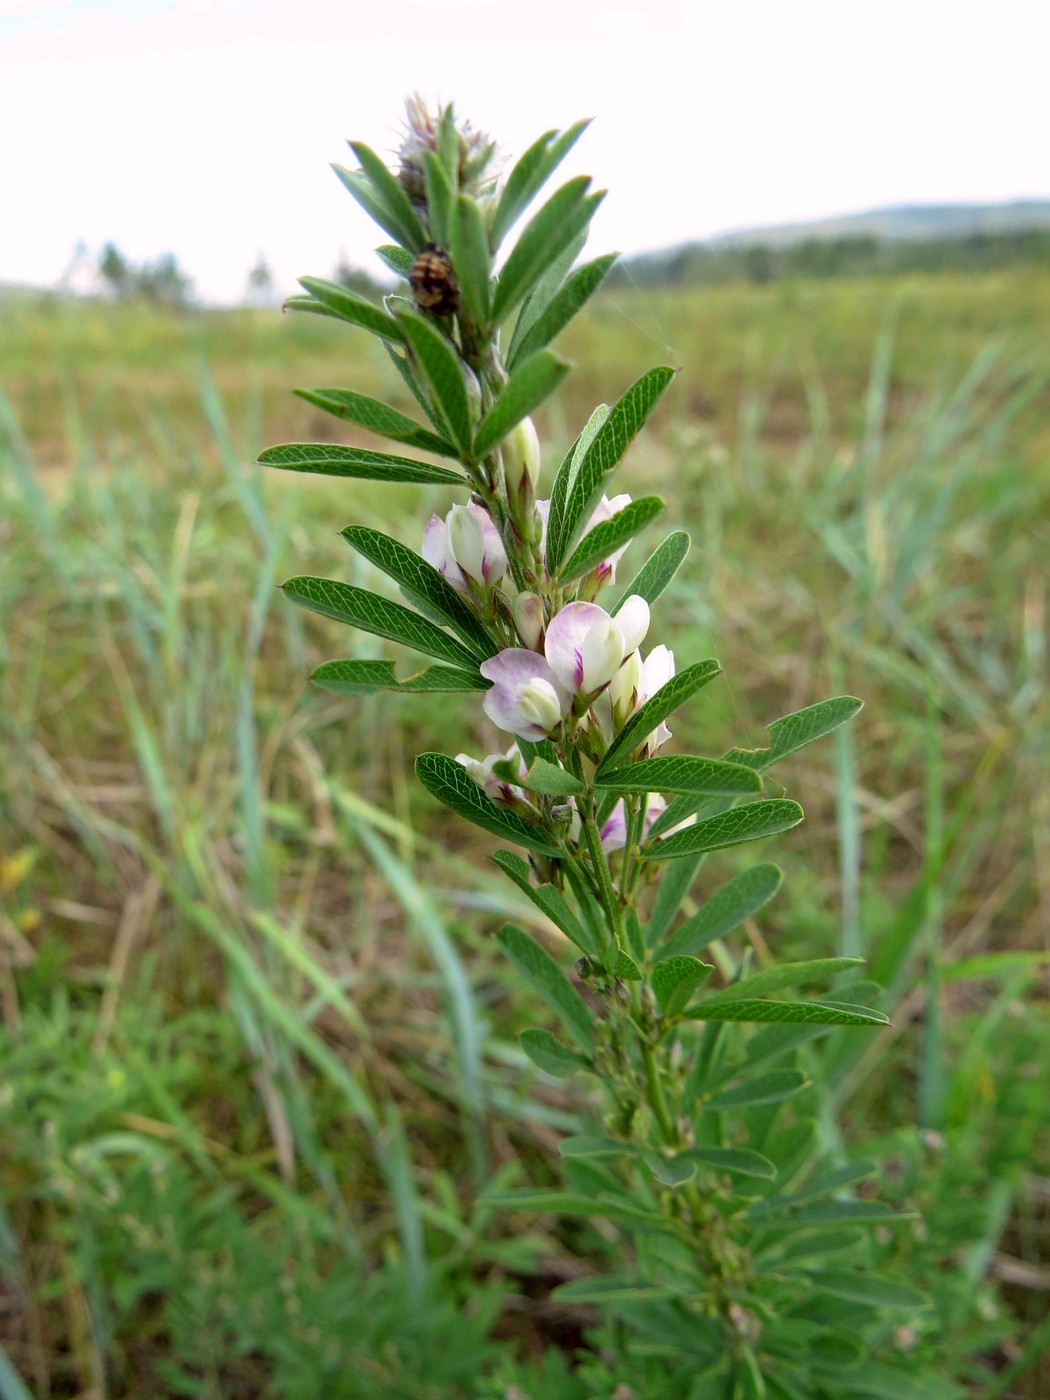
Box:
1;276;1047;1396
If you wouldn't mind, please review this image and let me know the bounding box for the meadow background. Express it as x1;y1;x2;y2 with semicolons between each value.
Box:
1;263;1048;1397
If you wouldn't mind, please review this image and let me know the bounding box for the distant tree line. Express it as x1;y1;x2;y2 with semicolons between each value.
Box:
98;242;193;307
614;227;1050;288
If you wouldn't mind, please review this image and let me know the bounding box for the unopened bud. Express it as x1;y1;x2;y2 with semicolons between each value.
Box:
502;416;541;495
512;591;545;650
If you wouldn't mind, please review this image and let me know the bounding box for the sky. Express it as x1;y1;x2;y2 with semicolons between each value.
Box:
3;0;1049;303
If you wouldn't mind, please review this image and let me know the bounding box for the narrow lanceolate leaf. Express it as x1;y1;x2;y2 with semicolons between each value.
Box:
491;119;591;249
347;142;427;252
684;999;889;1027
547;366;675;571
723;696;864;772
595;754;762;798
496;924;594;1051
663;864;784;958
293;277;405;342
545;404;609;567
519;1027;592;1078
699;958;865;1006
333;164;424;254
259;442;464;487
644;799;804;861
652;956;714;1016
339;524;496;659
597;660;721;776
293;388;457;457
509;251;619;368
492;177;600;324
312;659;486;695
809;1271;928;1311
415;754;561;857
450;191;492;329
611;531;691;615
281;577;480;670
422;151;454;249
557;495;665;584
491;850;595;953
375;244;415;278
507;232;587;366
473;350;571;459
559;1134;639;1158
705;1068;809;1110
397;310;475;459
519;757;584;797
685;1147;777;1179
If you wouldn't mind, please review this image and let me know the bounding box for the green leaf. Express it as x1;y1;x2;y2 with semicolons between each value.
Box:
705;1068;809;1110
507;233;587;368
545;404;608;567
519;757;583;797
450;191;492;328
519;1027;591;1078
259;442;465;486
614;949;643;981
473;350;571;460
415;754;561;857
700;958;866;1006
339;524;496;659
645;1152;697;1187
281;576;480;669
422;151;453;248
611;530;691;614
333;162;425;254
559;1134;638;1158
294;276;405;342
684;1147;776;1179
491;119;590;249
547;366;675;570
750;1200;905;1227
347;142;427;252
375;244;414;278
663;864;784;958
496;924;594;1051
596;754;762;798
597;659;721;775
292;387;457;457
396;310;475;458
723;696;864;772
558;495;665;584
490;850;596;955
508;251;619;368
645;800;804;861
492;177;601;324
652;956;714;1016
685;999;889;1027
553;1274;677;1304
809;1270;928;1310
831;1363;964;1400
311;659;486;695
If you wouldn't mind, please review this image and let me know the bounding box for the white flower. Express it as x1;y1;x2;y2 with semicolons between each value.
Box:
544;597;650;696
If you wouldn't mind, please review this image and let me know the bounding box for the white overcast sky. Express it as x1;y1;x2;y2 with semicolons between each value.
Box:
2;0;1048;303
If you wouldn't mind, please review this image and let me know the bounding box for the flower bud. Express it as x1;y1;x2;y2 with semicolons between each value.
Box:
610;648;642;719
512;591;545;651
502;416;541;496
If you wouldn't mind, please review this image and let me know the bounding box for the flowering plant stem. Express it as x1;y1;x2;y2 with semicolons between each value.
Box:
264;101;960;1398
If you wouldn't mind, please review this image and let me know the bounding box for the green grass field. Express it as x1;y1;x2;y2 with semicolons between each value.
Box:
1;270;1048;1397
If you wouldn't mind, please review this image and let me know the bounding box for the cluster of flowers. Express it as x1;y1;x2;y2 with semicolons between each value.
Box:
421;425;677;855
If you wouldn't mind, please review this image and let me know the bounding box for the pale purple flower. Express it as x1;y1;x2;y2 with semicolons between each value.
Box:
422;502;506;592
600;794;667;854
544;597;650;697
456;746;527;806
479;649;571;741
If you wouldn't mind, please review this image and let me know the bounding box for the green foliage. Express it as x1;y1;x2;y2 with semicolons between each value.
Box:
3;98;1048;1397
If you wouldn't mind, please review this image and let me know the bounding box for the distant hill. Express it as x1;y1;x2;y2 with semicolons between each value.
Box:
618;201;1050;288
707;200;1050;249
